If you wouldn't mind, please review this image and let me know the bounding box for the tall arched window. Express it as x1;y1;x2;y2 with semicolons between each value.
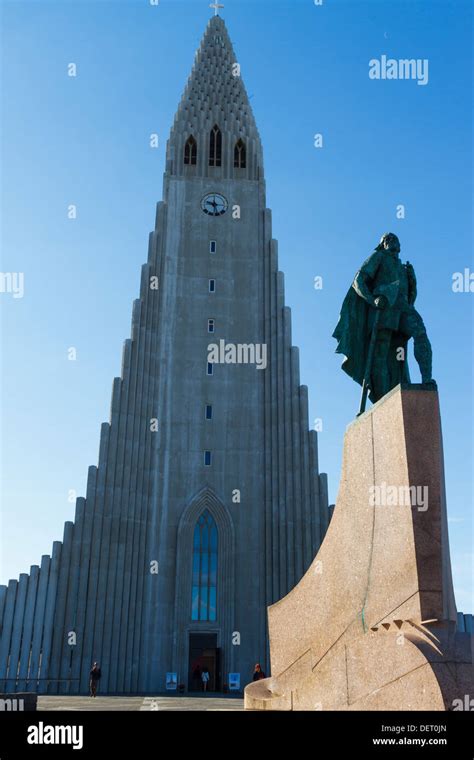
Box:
184;135;197;166
234;139;246;169
209;125;222;167
191;510;218;621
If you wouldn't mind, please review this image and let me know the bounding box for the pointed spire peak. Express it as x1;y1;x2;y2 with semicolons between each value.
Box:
208;12;224;24
166;16;264;180
200;14;234;56
174;16;259;134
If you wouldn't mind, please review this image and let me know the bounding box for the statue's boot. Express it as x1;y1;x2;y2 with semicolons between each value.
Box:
414;332;437;387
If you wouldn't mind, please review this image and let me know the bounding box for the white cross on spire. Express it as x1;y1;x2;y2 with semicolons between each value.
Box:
210;2;224;16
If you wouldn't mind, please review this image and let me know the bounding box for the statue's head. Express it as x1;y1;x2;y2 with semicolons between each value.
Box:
378;232;400;254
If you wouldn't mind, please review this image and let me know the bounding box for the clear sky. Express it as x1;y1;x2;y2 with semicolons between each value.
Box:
1;0;472;613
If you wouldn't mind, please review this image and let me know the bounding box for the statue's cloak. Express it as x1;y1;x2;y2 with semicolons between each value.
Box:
333;285;370;389
333;259;411;403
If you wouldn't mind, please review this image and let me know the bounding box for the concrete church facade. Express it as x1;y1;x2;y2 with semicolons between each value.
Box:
0;16;330;695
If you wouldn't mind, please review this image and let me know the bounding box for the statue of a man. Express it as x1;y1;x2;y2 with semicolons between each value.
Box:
333;232;436;407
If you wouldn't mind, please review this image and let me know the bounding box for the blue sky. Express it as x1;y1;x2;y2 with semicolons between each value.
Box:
1;0;472;612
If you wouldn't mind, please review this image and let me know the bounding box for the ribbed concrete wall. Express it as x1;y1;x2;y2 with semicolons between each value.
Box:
457;612;473;633
0;16;331;694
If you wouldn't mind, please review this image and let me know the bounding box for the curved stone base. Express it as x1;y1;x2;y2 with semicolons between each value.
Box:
245;386;473;711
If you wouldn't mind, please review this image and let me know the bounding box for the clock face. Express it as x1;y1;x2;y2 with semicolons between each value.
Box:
201;193;228;217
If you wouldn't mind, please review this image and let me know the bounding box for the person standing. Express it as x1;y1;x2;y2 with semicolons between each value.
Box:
252;663;265;681
201;667;210;692
89;662;102;697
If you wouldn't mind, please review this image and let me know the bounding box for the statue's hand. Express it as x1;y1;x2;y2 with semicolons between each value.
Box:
374;295;387;309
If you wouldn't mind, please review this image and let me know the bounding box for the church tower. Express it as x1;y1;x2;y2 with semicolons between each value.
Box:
0;15;329;695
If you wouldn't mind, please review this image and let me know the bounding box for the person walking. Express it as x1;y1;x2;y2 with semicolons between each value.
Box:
201;667;210;693
252;663;265;681
89;662;102;697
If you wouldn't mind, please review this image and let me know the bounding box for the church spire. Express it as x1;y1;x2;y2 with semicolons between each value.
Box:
166;16;264;180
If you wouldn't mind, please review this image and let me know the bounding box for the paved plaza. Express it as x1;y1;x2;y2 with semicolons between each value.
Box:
38;695;244;711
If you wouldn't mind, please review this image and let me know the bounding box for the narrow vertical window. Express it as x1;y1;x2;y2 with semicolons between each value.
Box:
184;135;197;166
205;404;213;420
234;139;246;169
209;279;215;293
210;241;217;254
191;510;217;621
208;319;215;333
209;124;222;167
204;450;212;466
207;362;214;376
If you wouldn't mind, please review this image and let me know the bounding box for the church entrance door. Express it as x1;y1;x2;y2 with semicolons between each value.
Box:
188;633;221;692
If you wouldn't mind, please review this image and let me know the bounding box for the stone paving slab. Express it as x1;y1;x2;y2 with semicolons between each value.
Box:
38;696;245;712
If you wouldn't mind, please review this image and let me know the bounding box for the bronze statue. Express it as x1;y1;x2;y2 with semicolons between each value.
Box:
333;233;436;414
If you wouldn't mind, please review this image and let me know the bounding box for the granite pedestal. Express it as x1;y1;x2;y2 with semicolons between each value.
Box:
245;385;473;710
